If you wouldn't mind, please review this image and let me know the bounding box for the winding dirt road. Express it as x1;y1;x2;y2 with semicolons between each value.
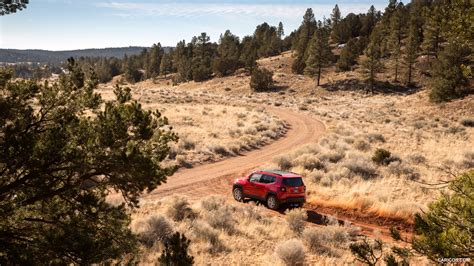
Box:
143;106;325;200
142;107;413;243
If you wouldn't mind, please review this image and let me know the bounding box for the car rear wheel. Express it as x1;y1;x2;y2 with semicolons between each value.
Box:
266;195;279;210
233;187;243;202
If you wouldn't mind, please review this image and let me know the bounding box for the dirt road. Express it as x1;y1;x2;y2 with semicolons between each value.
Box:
142;107;413;242
144;106;325;199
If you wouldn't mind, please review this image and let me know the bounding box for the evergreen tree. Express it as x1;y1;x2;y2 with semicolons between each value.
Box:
404;19;420;86
331;5;341;27
240;36;258;71
361;26;384;93
123;56;142;83
213;30;241;76
160;53;173;77
336;38;359;71
413;170;473;261
292;8;317;74
146;43;164;78
388;4;405;82
361;5;379;37
429;42;471;102
305;22;333;86
191;32;215;82
277;22;284;39
254;23;281;57
174;40;193;82
159;232;194;266
0;60;177;263
421;4;443;58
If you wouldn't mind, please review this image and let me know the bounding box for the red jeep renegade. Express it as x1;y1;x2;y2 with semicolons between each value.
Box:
232;170;306;210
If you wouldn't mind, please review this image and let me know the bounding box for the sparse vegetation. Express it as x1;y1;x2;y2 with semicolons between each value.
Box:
275;239;306;266
166;197;196;222
285;208;307;235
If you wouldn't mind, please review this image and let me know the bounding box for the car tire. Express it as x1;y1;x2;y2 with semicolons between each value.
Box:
266;195;279;210
233;187;243;202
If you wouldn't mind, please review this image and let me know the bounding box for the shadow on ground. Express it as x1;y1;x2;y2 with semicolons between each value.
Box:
321;79;421;95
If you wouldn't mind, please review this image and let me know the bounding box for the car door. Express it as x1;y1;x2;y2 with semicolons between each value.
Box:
245;173;262;197
255;174;275;199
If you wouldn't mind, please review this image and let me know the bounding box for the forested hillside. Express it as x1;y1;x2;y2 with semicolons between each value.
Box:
0;47;170;64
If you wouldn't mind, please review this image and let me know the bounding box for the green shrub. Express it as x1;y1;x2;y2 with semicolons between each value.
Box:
250;67;274;91
158;232;194;266
372;148;392;165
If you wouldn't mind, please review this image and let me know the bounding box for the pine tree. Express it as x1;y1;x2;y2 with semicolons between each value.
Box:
361;27;384;93
174;40;193;82
429;42;471;102
292;8;317;74
277;22;284;39
361;5;379;37
240;36;257;71
191;32;215;82
0;61;177;263
421;4;443;59
146;43;164;78
160;53;173;77
413;170;473;261
388;4;404;82
404;19;420;86
331;5;341;27
305;22;333;86
336;38;359;71
214;30;242;76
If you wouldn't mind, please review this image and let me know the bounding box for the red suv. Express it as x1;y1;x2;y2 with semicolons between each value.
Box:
232;170;306;210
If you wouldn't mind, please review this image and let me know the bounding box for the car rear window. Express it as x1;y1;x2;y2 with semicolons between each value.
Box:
282;177;303;187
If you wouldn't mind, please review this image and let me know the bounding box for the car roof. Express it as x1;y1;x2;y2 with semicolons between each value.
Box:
258;170;301;178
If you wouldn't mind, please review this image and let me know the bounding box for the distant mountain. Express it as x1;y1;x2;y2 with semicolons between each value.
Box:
0;46;172;64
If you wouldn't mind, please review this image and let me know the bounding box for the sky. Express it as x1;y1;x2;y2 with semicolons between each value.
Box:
0;0;387;51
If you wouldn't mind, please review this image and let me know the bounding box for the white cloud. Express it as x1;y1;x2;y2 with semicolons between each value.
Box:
95;2;380;20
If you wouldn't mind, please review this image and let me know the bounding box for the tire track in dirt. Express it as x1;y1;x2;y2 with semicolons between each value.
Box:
142;107;413;243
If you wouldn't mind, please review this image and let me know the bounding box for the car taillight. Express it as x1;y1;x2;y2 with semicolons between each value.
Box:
280;187;286;192
303;185;306;192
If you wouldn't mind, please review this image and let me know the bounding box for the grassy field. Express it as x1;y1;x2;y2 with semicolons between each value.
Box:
103;52;472;265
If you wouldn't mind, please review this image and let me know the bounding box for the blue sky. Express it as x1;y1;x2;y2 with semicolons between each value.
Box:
0;0;386;51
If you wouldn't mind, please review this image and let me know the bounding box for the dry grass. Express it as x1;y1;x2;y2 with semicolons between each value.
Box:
99;51;471;264
133;196;359;265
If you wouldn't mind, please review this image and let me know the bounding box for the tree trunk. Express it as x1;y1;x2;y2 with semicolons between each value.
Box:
407;64;412;86
370;65;374;94
317;65;321;86
394;56;398;82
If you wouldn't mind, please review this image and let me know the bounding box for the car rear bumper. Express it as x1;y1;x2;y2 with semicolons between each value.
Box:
279;197;306;204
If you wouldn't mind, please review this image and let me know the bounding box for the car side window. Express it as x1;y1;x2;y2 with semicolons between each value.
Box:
249;173;262;183
261;174;276;184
